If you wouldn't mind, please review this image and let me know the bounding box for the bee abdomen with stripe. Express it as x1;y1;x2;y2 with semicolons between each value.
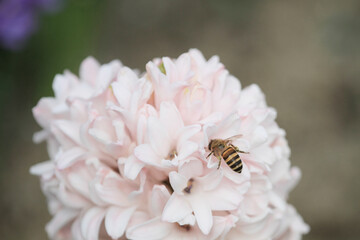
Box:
222;146;243;173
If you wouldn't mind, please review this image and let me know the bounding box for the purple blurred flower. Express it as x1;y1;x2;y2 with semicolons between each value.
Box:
0;0;62;51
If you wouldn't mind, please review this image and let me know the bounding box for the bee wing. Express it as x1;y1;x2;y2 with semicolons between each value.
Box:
224;134;243;142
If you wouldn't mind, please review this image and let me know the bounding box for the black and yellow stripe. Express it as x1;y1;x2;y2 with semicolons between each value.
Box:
222;147;243;173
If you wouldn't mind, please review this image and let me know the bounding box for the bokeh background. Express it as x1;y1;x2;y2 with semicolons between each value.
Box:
1;0;359;239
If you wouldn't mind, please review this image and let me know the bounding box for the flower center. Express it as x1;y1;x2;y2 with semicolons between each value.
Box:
183;178;194;194
177;223;192;232
168;149;178;160
161;178;174;194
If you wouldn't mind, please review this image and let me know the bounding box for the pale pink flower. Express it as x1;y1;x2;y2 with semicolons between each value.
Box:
127;184;239;240
31;50;309;240
162;159;249;235
134;101;201;169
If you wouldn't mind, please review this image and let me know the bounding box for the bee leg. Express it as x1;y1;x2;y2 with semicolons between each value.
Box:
206;151;213;159
237;150;249;154
217;157;222;169
231;144;250;154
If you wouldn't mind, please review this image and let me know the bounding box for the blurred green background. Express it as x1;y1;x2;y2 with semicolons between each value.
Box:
1;0;359;239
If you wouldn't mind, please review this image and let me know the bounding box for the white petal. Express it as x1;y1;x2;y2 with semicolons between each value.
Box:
88;128;112;145
208;185;244;211
117;67;139;89
80;56;100;85
80;207;106;240
127;217;171;240
67;171;91;199
29;161;54;176
113;120;127;143
178;160;203;179
58;182;90;209
177;141;198;160
33;130;48;143
159;101;184;137
93;178;128;206
162;194;192;223
95;62;118;90
215;113;242;139
136;114;147;144
122;155;145;180
177;125;201;145
178;214;196;226
56;147;85;169
71;217;84;240
232;138;250;153
45;208;78;238
129;172;147;199
161;158;177;167
112;81;131;109
191;199;213;234
169;171;188;194
53;120;81;146
198;170;222;191
52;74;72;100
134;144;161;167
269;192;286;211
150;185;171;216
203;123;218;144
147;117;171;157
105;206;136;239
249;126;268;148
199;112;223;125
211;215;238;240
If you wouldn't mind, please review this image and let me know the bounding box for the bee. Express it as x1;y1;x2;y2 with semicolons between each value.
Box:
207;135;248;173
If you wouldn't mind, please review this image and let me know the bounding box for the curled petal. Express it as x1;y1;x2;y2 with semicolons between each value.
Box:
134;144;161;167
56;147;86;169
105;206;136;239
80;207;106;240
121;155;145;180
127;217;171;240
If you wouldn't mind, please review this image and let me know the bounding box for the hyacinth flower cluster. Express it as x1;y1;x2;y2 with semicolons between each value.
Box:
0;0;61;50
31;49;309;240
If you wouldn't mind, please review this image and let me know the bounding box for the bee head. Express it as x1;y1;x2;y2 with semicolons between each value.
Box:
208;140;213;151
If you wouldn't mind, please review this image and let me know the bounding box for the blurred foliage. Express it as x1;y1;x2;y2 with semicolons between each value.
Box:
0;0;103;184
208;0;260;24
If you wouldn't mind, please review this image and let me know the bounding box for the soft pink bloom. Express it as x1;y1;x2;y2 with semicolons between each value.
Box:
31;50;309;239
134;101;201;169
162;159;249;235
